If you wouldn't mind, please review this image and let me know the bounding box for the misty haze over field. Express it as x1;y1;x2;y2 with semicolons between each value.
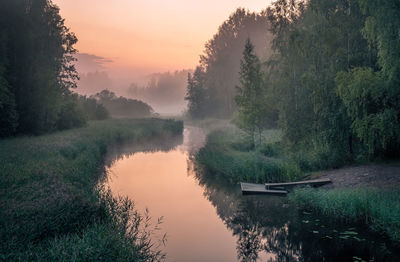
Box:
56;0;273;116
73;53;190;115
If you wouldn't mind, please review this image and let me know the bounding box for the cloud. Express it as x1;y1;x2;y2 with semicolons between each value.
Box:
74;53;113;74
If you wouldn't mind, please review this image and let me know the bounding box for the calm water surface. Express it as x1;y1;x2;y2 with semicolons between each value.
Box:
104;127;399;262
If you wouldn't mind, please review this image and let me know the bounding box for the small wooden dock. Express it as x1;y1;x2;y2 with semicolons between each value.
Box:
240;178;331;195
240;182;288;195
265;178;331;189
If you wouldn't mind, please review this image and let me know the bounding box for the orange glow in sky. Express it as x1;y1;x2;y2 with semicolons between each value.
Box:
54;0;271;74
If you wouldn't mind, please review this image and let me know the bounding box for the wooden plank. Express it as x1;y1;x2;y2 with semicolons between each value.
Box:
265;178;331;189
240;182;288;195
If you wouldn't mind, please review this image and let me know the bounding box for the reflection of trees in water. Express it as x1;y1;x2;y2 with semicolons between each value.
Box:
189;160;399;262
265;226;301;262
231;198;302;262
102;127;398;261
98;132;183;185
188;160;302;262
105;133;183;168
236;224;264;262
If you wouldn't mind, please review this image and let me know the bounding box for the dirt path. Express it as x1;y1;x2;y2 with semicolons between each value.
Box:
314;164;400;189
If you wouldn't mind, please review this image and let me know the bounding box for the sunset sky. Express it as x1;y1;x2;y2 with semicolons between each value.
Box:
54;0;272;80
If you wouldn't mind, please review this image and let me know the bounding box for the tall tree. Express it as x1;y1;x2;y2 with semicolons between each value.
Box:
186;8;272;118
185;67;208;119
0;0;80;135
266;0;373;162
336;0;400;156
235;39;270;145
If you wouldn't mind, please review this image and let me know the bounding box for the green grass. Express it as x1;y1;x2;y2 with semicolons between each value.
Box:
195;124;358;184
196;127;302;183
0;118;183;261
289;187;400;242
196;123;400;244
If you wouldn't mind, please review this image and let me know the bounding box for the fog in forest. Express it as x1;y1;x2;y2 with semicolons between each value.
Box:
72;52;186;115
72;8;272;116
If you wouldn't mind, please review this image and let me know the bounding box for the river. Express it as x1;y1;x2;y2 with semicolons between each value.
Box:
104;126;399;262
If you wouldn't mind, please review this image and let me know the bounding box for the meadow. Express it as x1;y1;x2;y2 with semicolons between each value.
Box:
0;118;183;261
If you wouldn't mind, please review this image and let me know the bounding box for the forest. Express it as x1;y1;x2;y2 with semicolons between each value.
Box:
128;70;191;115
186;1;400;254
0;0;154;137
186;0;400;161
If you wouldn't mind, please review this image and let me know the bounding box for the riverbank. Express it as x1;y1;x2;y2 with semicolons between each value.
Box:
290;187;400;243
0;118;183;261
196;126;303;184
290;164;400;244
195;125;400;244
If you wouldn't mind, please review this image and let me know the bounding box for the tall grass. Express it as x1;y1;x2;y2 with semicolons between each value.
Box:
195;125;357;184
196;128;302;183
0;118;183;261
196;124;400;245
289;187;400;242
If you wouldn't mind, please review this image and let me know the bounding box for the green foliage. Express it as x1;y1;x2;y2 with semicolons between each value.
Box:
289;142;348;171
186;8;272;118
267;0;372;155
196;128;302;184
79;95;109;120
196;126;354;185
0;0;82;135
260;0;400;159
335;0;400;157
185;67;208;119
56;94;87;130
0;30;18;137
0;118;182;260
0;80;18;137
290;187;400;242
359;0;400;84
337;68;400;155
93;90;154;118
235;38;274;145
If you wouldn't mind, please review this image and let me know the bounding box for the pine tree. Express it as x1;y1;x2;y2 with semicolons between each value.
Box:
235;38;270;146
185;67;208;119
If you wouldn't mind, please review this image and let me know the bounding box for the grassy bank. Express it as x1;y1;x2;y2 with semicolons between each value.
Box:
195;124;361;184
0;118;183;261
196;126;303;183
196;125;400;244
290;187;400;243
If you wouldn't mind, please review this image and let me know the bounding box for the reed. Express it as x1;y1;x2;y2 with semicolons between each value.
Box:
0;118;182;261
290;187;400;242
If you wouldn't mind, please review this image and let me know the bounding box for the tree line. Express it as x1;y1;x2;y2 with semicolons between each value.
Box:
93;90;153;118
0;0;154;137
185;8;272;119
186;0;400;160
128;70;190;114
0;0;83;136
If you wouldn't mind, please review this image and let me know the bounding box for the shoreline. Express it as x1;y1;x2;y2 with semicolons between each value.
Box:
0;118;183;261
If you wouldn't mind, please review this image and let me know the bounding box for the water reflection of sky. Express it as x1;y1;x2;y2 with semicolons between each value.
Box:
106;127;243;262
105;127;399;262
